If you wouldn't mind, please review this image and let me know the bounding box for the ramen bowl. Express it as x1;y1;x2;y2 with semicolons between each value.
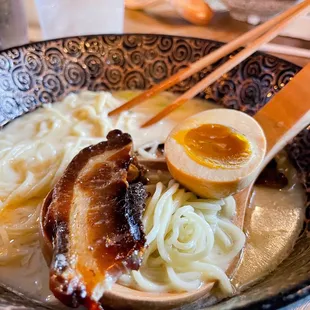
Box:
0;34;309;310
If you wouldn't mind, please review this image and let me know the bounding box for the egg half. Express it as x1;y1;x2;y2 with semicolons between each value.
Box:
165;109;266;199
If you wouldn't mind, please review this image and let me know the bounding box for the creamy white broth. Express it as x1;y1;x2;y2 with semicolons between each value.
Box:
232;153;305;290
0;91;305;306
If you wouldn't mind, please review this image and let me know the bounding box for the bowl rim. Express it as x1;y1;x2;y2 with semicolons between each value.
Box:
0;32;303;69
0;33;307;310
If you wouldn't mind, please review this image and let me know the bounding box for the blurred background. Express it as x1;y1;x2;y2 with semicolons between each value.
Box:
0;0;309;63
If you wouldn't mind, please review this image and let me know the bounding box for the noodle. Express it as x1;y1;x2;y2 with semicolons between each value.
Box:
119;181;245;294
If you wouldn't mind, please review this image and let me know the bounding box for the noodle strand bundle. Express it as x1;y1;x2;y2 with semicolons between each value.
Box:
119;181;245;294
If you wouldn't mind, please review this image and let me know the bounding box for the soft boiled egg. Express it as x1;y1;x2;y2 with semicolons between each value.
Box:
165;109;267;199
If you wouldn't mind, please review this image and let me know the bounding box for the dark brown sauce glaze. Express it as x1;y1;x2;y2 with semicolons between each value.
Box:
43;130;147;309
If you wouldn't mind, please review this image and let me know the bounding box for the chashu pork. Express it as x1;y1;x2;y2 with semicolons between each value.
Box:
42;130;147;309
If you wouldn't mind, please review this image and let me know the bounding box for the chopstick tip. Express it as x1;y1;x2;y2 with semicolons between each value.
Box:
140;120;153;128
108;109;119;117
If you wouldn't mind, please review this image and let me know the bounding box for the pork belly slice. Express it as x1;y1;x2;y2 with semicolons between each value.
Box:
43;130;147;309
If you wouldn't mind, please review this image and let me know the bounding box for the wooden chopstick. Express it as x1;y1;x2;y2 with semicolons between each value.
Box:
108;0;309;118
260;43;310;59
140;1;310;128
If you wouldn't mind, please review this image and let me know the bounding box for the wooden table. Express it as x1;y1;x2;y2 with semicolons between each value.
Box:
124;8;310;67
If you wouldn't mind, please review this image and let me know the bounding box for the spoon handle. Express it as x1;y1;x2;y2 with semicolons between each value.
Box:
254;63;310;166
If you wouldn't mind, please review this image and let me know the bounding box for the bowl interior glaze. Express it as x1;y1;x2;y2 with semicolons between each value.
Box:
0;34;309;310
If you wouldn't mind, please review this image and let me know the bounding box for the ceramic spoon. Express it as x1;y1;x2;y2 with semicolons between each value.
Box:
125;0;214;25
40;64;310;309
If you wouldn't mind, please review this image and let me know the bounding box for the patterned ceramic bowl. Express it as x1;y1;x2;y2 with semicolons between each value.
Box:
0;34;309;310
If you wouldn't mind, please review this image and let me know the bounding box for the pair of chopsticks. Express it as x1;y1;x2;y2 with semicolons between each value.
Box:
109;0;310;128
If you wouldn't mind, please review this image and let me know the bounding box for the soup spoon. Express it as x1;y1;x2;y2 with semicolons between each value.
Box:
40;64;310;309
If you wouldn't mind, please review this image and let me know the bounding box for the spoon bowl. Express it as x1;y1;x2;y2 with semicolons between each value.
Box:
103;282;214;310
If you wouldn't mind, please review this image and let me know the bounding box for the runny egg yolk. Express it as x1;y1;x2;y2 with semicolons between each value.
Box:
174;124;252;169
